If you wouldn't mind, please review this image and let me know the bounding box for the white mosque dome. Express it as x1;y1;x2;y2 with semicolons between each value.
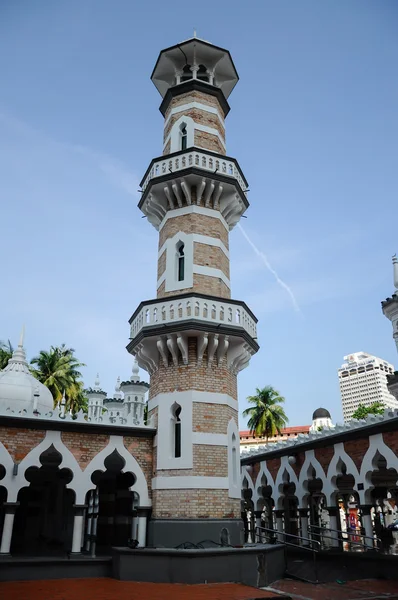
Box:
0;336;54;414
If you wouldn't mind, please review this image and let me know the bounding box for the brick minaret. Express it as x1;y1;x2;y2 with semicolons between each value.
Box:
128;37;259;547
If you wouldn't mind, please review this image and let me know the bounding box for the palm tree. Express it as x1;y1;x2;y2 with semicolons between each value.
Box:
243;386;288;441
0;339;14;370
30;345;87;413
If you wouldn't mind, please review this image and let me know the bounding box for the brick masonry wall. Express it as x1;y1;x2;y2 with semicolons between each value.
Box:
314;446;335;476
193;404;238;433
165;91;225;120
343;438;370;471
149;338;238;400
0;427;46;462
194;242;230;278
194;130;225;154
61;432;109;469
159;213;229;250
123;435;154;492
152;489;240;519
157;250;166;280
156;445;228;478
164;107;225;143
157;274;230;299
383;431;398;455
266;458;282;483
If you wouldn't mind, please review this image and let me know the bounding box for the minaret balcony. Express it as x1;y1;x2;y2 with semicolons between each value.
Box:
139;149;249;230
127;293;259;375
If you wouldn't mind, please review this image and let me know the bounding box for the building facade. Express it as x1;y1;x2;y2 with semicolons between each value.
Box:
124;36;259;547
338;352;396;421
240;426;310;452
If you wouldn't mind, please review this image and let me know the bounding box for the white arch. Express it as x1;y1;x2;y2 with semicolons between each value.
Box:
274;456;299;509
227;418;240;499
253;461;276;510
297;450;327;507
241;465;255;501
169;115;195;153
6;430;82;502
359;433;398;504
80;435;151;506
324;442;360;505
0;440;15;501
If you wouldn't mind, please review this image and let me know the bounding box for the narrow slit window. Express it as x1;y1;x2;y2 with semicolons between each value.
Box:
180;124;187;150
174;405;182;458
177;242;185;281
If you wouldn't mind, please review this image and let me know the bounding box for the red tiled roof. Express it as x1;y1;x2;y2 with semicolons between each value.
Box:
239;425;310;439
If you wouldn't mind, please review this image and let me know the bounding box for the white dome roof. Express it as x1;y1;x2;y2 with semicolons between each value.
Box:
0;339;54;414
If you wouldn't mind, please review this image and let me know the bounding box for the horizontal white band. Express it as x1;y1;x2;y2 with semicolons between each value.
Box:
148;391;238;412
193;265;230;288
192;432;228;446
163;123;226;152
159;205;229;232
152;476;229;490
164;102;225;130
157;264;230;290
158;234;229;260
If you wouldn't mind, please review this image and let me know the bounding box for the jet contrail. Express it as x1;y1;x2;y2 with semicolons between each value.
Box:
237;223;301;313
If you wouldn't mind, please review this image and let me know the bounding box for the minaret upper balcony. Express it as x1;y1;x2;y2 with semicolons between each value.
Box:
151;37;239;117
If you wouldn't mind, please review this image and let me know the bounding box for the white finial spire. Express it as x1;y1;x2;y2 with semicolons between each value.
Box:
94;373;100;390
393;254;398;290
193;28;197;38
18;325;25;348
131;358;140;382
114;376;122;399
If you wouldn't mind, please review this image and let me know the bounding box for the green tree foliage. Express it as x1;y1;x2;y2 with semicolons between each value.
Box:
351;401;385;420
30;345;87;414
0;339;13;370
243;386;289;441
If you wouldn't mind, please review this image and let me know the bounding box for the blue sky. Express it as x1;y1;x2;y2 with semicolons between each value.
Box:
1;1;397;426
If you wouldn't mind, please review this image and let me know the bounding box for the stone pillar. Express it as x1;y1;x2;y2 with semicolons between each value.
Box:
137;509;148;547
71;505;87;554
0;502;19;555
360;505;374;549
298;508;309;545
275;510;284;543
326;506;340;548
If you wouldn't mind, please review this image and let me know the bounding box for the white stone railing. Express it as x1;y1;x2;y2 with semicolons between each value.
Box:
130;296;257;340
141;150;247;193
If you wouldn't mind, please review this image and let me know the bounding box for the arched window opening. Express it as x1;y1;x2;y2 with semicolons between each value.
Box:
232;433;237;484
181;64;192;82
197;64;209;82
172;404;182;458
180;123;188;151
177;242;185;282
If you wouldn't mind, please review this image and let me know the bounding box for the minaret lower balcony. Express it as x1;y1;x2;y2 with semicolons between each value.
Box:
127;293;259;375
138;149;249;230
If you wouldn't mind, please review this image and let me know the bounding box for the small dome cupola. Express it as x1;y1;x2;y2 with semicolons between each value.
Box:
0;329;53;414
312;407;331;420
151;36;239;114
310;407;333;432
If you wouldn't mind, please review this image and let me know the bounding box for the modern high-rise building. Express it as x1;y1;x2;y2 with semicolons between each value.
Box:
338;351;397;421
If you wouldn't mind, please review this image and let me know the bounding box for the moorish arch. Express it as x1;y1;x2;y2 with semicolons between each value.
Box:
297;450;327;507
325;442;359;505
0;440;14;502
359;433;398;504
253;462;276;509
274;457;299;510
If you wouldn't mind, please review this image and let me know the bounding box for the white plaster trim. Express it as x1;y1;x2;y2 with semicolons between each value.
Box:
155;392;193;470
241;466;255;498
192;432;228;446
148;391;238;412
253;462;277;509
168;115;195;153
159;205;229;232
158;231;194;293
164;102;225;130
157;264;230;290
193;264;230;288
228;418;241;499
152;476;229;490
158;234;229;260
164;122;226;153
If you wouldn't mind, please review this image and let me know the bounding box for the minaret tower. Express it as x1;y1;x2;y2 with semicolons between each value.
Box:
128;37;259;547
382;254;398;400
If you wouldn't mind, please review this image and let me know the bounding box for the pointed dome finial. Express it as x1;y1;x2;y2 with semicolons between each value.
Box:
18;325;25;348
393;254;398;290
114;376;122;399
94;372;100;390
131;358;140;382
